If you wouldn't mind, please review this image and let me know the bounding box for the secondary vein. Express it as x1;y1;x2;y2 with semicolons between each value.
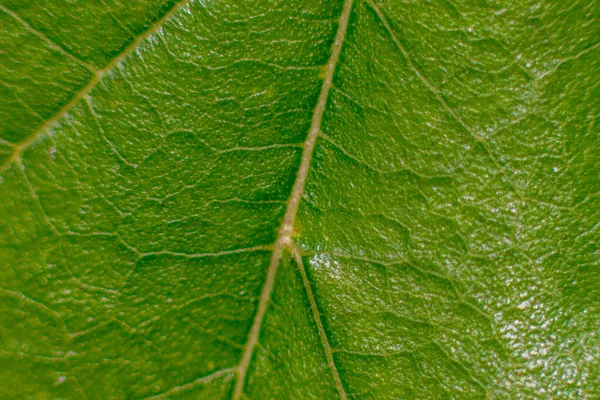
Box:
231;0;355;398
0;5;97;73
0;0;191;175
291;244;348;399
142;368;238;400
366;0;527;201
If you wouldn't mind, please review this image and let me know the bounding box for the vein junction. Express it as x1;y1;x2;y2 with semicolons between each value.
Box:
232;0;355;399
0;0;191;175
2;0;354;396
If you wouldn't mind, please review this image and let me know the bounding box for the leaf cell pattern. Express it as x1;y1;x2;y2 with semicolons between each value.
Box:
0;0;598;399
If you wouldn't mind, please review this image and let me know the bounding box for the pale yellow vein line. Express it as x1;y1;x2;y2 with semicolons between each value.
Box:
0;0;191;176
539;41;600;79
84;96;137;168
0;80;45;123
138;245;274;260
0;286;62;319
367;0;527;201
18;161;60;234
0;5;97;73
365;0;484;141
142;367;237;400
290;244;348;400
231;0;355;398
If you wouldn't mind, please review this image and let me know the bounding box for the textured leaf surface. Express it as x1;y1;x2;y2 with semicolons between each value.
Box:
0;0;599;399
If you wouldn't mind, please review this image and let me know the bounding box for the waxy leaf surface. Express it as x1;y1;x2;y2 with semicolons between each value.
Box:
0;0;599;398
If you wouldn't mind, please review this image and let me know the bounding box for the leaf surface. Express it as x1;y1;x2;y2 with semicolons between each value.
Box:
0;0;598;398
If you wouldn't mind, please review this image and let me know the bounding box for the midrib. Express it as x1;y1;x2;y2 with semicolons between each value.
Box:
231;0;355;399
3;0;354;396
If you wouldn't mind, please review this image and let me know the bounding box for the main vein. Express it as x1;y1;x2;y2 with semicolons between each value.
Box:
0;0;191;175
231;0;355;398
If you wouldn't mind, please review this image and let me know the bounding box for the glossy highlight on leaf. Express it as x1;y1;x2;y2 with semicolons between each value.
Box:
0;0;599;399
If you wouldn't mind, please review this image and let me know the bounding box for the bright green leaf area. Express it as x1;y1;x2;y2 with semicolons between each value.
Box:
0;0;599;398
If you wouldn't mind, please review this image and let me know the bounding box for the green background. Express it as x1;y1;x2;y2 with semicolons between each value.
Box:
0;0;598;398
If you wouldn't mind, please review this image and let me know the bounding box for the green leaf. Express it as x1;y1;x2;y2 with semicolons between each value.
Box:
1;0;598;398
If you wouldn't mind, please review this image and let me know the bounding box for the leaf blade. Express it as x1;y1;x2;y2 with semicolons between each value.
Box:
1;0;599;398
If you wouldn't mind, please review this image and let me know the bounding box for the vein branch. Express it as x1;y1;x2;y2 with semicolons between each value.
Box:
367;0;526;199
231;0;355;398
290;244;347;399
142;367;237;400
365;0;484;141
0;0;191;176
0;5;97;73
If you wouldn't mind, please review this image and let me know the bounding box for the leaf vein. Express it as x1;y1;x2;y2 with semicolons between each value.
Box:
231;0;355;398
141;367;237;400
0;4;97;73
291;244;348;399
367;0;527;201
0;0;192;176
